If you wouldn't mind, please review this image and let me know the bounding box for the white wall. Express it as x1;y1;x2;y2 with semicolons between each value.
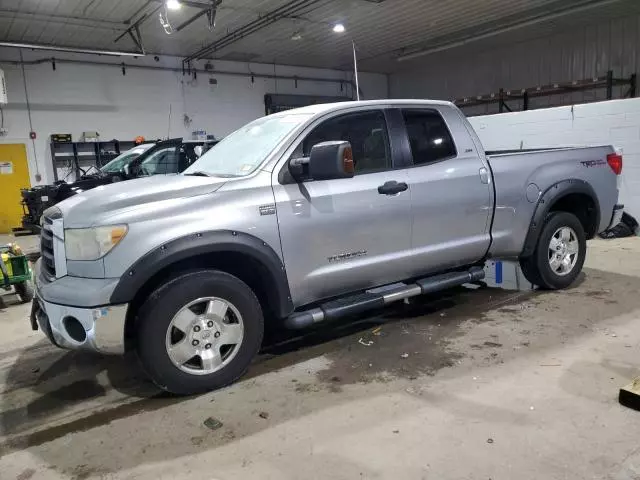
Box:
468;98;640;218
0;49;388;185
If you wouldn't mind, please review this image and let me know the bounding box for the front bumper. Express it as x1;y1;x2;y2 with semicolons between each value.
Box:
32;260;128;355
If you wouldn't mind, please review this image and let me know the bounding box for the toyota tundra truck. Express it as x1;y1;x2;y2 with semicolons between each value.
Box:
31;100;623;395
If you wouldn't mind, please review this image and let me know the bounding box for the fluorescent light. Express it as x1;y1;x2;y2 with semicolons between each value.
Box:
332;23;345;33
166;0;181;10
0;41;144;57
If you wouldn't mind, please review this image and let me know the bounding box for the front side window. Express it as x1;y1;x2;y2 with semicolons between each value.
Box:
139;146;178;175
100;145;152;173
402;110;456;165
300;110;391;174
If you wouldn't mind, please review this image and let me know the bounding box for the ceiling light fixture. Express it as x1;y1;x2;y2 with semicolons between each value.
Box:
207;6;218;31
332;23;345;33
159;11;174;34
166;0;182;10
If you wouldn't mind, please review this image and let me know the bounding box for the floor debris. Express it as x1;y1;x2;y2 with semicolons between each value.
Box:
258;412;269;419
358;338;374;346
203;417;224;431
400;353;409;359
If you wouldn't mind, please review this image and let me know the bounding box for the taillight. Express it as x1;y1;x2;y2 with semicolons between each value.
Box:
607;153;623;175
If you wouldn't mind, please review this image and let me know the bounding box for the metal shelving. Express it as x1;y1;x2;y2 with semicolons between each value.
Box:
455;70;637;114
50;139;137;181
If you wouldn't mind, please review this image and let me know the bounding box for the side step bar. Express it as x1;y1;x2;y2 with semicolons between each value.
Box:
284;266;485;330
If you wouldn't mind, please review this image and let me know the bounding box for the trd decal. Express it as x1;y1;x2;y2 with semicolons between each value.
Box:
581;159;606;167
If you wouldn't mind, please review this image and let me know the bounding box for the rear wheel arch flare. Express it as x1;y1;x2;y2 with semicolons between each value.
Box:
521;179;600;257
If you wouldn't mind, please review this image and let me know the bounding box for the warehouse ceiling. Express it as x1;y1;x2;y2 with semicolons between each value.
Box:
0;0;638;73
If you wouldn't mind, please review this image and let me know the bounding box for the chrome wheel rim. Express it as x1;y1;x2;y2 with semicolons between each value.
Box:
165;297;244;375
548;226;579;276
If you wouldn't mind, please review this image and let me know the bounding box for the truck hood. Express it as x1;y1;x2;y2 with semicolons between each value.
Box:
56;175;226;227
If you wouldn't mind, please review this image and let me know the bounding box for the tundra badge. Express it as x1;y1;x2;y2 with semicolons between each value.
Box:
328;250;368;262
259;204;276;216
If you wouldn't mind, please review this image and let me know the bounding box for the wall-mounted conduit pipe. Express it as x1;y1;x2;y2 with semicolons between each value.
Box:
0;56;363;99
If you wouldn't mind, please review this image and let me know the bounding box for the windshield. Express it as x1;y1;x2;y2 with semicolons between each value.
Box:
100;145;153;173
183;114;311;177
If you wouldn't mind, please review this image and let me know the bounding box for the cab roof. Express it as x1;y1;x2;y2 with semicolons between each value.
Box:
271;99;455;118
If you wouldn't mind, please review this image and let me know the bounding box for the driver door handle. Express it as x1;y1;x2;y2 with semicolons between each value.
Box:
378;181;408;195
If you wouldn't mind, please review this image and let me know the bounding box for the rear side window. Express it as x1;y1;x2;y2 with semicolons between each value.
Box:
402;110;456;165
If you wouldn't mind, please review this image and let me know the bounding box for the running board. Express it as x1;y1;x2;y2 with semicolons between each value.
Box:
283;266;485;330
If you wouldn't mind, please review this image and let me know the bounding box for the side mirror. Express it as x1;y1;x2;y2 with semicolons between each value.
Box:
290;141;354;181
123;164;131;177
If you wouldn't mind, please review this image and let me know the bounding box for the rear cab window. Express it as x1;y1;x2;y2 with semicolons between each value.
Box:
402;109;457;165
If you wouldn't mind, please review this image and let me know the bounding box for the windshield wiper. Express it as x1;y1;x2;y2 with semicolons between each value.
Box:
184;171;241;178
212;173;242;178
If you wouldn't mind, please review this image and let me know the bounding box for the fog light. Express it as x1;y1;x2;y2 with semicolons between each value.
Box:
63;316;87;343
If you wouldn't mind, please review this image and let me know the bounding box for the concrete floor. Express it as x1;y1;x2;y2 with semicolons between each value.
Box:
0;238;639;479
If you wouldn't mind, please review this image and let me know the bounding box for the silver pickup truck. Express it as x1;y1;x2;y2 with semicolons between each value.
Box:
31;100;623;394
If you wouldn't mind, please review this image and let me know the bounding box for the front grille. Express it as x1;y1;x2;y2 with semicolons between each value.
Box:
40;216;56;278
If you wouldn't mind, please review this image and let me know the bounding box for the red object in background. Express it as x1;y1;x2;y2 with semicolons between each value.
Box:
29;131;36;139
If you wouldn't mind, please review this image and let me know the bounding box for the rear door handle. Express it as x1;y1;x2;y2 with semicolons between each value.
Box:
378;181;408;195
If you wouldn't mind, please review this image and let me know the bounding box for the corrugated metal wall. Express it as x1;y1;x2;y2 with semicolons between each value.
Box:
390;13;640;115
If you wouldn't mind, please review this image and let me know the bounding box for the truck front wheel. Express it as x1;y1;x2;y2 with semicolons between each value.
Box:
135;270;264;395
520;212;586;290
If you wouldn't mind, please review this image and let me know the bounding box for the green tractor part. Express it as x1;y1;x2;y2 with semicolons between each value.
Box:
1;243;34;304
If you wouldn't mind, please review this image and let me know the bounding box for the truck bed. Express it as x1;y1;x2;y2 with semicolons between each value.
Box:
485;145;619;258
485;147;565;156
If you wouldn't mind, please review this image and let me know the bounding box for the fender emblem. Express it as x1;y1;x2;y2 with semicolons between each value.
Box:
328;250;368;262
259;204;276;216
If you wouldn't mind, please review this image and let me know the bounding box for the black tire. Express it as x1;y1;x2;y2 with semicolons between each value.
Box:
519;212;586;290
135;270;264;395
519;255;543;287
15;281;34;303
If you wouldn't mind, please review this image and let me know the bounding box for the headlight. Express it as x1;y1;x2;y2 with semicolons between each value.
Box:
65;225;128;261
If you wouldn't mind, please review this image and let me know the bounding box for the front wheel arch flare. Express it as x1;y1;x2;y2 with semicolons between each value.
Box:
110;230;294;319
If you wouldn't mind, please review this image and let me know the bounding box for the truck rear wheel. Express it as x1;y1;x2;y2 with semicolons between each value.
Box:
520;212;586;290
135;270;264;395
